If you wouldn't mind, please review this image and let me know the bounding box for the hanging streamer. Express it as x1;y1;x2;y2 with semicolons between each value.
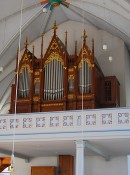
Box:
81;3;85;140
11;0;24;172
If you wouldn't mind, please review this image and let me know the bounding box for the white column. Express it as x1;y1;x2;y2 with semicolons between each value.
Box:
76;140;85;175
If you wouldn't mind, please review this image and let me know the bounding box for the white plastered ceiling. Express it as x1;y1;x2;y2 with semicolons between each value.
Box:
0;0;130;113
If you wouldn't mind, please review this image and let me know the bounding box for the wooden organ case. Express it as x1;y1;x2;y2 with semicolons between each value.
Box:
10;22;120;114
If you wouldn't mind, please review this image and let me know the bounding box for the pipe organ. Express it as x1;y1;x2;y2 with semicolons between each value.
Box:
10;22;120;114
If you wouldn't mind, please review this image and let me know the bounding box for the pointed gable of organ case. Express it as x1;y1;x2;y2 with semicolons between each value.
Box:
10;22;120;114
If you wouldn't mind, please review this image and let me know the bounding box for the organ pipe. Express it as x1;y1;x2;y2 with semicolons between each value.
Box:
78;61;92;94
44;59;64;101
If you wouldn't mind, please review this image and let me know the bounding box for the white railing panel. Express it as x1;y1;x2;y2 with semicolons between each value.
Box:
0;108;130;141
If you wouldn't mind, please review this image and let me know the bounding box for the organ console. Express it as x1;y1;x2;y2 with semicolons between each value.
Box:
10;21;120;114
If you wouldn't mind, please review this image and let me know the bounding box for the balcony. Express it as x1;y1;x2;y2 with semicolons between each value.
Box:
0;107;130;142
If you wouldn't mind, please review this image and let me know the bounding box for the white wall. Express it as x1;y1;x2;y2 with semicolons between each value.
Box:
128;155;130;175
124;45;130;107
85;156;128;175
6;155;128;175
9;157;57;175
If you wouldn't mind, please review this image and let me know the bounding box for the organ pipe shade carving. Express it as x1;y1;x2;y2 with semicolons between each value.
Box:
44;59;64;100
78;61;92;94
44;52;64;68
18;67;30;98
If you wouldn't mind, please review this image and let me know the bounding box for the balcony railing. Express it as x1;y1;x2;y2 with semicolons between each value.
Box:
0;107;130;141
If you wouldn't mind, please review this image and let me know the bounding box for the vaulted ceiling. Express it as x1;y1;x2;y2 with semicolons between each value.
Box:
0;0;130;113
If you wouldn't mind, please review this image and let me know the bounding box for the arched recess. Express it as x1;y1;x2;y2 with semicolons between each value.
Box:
43;52;64;101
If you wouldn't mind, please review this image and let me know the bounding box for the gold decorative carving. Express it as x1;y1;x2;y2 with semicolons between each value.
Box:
35;72;40;76
49;40;59;51
17;99;30;102
39;69;42;72
34;78;40;84
81;30;88;40
22;54;28;61
82;48;88;54
68;74;74;80
64;67;67;70
78;58;94;70
33;97;40;102
24;38;29;47
78;48;94;69
42;103;63;107
68;94;74;99
44;52;64;67
19;64;31;74
68;68;74;72
77;94;94;99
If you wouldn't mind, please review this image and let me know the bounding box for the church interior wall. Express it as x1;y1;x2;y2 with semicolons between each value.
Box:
84;156;128;175
2;155;127;175
124;45;130;107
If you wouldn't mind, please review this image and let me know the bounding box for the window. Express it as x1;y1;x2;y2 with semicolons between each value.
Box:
105;80;111;101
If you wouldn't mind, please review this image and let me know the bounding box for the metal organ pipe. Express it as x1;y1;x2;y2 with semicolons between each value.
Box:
59;63;61;99
44;66;47;100
79;68;81;94
54;60;57;100
53;60;55;100
43;58;64;101
84;62;86;93
78;61;93;94
24;68;27;97
23;69;26;98
51;61;53;100
60;62;62;99
55;61;57;99
44;66;46;100
54;60;56;100
85;62;87;93
47;63;49;100
87;65;89;93
89;67;92;93
52;60;54;100
27;69;30;97
56;61;59;99
61;64;64;98
25;68;27;97
48;62;51;100
57;61;60;99
52;60;55;100
18;67;30;98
